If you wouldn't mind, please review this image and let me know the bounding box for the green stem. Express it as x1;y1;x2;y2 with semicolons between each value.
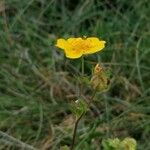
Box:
70;113;84;150
87;88;97;106
71;56;85;150
70;89;97;150
80;56;84;97
81;56;84;76
71;57;97;150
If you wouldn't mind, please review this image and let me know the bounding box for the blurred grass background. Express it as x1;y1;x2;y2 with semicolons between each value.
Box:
0;0;150;149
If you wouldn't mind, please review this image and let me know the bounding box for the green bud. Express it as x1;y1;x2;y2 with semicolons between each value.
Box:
70;99;88;117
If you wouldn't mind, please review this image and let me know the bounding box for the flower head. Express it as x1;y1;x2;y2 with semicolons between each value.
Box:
55;37;106;59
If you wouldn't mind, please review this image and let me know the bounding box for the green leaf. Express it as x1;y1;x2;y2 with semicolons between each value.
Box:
102;138;120;150
70;99;88;117
102;138;137;150
60;145;70;150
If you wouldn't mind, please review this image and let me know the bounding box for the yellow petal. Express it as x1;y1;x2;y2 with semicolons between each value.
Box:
83;37;106;54
56;38;82;59
65;38;83;58
55;39;70;50
67;38;83;44
65;48;83;59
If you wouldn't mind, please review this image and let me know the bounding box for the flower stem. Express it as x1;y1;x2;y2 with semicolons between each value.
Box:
87;88;97;106
71;56;85;150
81;56;84;76
70;89;97;150
71;57;98;150
79;56;84;97
70;113;84;150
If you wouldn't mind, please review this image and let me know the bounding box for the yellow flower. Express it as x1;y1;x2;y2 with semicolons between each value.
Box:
55;37;106;59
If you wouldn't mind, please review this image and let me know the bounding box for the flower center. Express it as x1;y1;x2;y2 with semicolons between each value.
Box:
72;40;91;52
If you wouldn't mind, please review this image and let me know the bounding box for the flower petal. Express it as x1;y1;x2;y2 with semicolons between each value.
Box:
67;38;83;44
83;37;106;54
55;39;70;50
65;48;83;59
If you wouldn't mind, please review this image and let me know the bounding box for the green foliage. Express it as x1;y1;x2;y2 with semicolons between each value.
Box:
61;145;70;150
102;138;137;150
102;138;120;150
70;99;88;117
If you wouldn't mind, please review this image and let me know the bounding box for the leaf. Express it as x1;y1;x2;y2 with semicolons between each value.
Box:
102;137;137;150
102;138;120;150
60;145;70;150
70;99;88;117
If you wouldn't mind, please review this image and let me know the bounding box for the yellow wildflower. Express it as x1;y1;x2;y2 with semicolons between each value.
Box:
55;37;106;59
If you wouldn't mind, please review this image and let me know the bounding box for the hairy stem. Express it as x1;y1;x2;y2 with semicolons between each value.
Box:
70;113;84;150
79;56;84;97
71;57;97;150
71;56;85;150
70;89;97;150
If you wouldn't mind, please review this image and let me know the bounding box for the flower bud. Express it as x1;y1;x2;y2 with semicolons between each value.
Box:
91;64;111;92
